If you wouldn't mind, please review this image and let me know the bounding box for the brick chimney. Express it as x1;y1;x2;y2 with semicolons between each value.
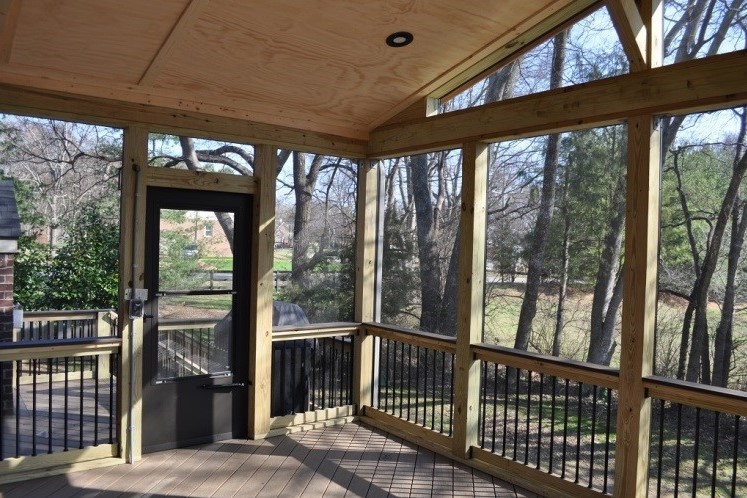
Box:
0;179;21;415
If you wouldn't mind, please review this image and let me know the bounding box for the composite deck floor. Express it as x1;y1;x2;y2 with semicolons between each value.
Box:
0;422;539;497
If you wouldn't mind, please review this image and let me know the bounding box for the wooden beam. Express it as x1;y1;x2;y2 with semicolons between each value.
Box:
368;50;747;158
0;446;121;484
353;160;378;413
452;142;487;459
0;0;21;63
249;144;276;439
643;376;747;418
606;0;647;71
0;84;367;158
139;0;208;86
144;167;258;194
118;126;149;463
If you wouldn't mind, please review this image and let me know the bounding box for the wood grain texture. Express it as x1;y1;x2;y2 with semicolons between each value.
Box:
119;126;149;463
0;0;21;63
606;0;647;71
363;323;457;354
145;166;258;194
614;114;659;498
353;161;378;413
369;50;747;157
0;448;121;484
138;0;209;86
0;83;367;157
643;376;747;418
0;340;119;362
249;144;276;439
452;143;487;459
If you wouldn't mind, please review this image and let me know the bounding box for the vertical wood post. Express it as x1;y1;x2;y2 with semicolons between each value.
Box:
249;143;276;438
119;125;148;462
96;310;112;380
452;142;488;459
354;160;378;413
615;1;661;495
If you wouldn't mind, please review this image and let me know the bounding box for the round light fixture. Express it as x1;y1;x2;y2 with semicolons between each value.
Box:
386;31;414;48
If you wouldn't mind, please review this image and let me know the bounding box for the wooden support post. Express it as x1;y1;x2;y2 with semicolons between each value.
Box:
96;310;113;380
615;1;661;494
118;126;148;462
249;143;276;439
452;142;488;459
354;160;378;414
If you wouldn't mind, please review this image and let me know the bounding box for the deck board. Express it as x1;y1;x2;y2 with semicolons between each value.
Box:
0;422;539;497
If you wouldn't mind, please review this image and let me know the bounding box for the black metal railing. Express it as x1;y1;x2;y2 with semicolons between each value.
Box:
0;338;120;461
18;310;117;341
646;377;747;497
474;345;619;495
373;329;456;436
271;332;355;417
157;319;226;380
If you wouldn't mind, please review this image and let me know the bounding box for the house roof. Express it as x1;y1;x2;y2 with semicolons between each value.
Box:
0;180;21;240
0;0;592;141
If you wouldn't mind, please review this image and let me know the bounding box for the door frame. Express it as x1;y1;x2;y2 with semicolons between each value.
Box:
118;157;259;461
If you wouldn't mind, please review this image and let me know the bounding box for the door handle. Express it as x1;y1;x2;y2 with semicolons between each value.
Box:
201;382;246;390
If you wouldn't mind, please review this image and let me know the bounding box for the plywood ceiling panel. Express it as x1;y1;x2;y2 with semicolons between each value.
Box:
0;0;579;138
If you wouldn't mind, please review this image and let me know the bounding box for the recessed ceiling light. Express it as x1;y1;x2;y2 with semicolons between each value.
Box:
386;31;413;48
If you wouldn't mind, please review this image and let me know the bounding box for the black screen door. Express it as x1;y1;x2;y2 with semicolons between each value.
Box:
142;187;251;453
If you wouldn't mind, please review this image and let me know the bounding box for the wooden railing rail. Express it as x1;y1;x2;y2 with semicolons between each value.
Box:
0;337;121;362
272;322;359;342
643;375;747;418
473;343;620;390
362;323;456;354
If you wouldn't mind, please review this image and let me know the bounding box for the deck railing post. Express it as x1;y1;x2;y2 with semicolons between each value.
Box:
96;310;114;380
452;142;487;459
354;160;378;413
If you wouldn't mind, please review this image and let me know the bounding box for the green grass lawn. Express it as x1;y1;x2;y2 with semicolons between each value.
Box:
200;249;293;272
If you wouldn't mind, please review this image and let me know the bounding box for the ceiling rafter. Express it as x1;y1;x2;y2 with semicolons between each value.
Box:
606;0;647;71
139;0;209;86
0;0;21;64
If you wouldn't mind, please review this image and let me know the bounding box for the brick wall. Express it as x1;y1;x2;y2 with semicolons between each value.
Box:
0;254;13;415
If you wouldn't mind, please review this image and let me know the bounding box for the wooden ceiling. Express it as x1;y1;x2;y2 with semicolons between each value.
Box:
0;0;584;140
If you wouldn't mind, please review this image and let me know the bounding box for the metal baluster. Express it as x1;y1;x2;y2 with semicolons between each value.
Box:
731;415;740;498
94;356;99;446
492;363;499;454
440;351;445;434
589;385;598;488
406;343;412;421
575;382;583;483
431;348;436;430
502;366;510;457
422;346;428;427
64;357;69;452
0;360;4;460
537;373;544;470
414;346;420;424
603;387;612;494
382;339;389;412
109;353;115;444
693;407;701;496
320;338;327;410
711;411;719;498
549;376;557;473
657;398;665;498
480;361;487;448
48;358;53;454
311;339;317;410
513;368;521;460
674;403;683;498
79;357;84;449
15;360;20;457
329;339;336;409
399;341;405;419
561;378;569;479
32;358;37;456
449;354;454;436
525;370;532;465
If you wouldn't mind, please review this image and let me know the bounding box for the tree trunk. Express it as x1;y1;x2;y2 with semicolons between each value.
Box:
586;173;626;365
686;140;747;383
553;162;571;357
515;30;567;350
411;154;443;332
290;152;323;286
439;228;460;337
179;136;235;251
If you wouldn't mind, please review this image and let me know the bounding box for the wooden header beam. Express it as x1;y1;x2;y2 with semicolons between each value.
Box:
606;0;647;71
0;84;367;158
368;50;747;158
